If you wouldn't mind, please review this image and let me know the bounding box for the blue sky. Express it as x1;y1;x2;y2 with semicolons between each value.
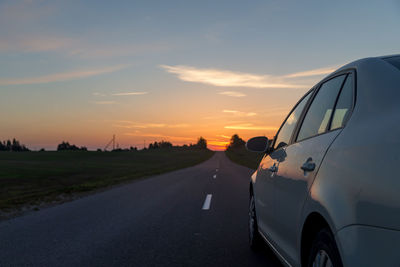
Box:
1;0;399;150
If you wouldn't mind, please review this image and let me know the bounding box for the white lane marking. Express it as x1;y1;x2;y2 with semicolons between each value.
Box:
213;174;217;179
202;194;212;210
216;169;218;172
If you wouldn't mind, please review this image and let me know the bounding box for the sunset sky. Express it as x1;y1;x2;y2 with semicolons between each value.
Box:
1;0;399;150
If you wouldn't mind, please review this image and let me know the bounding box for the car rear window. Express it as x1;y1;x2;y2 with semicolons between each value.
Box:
383;56;400;71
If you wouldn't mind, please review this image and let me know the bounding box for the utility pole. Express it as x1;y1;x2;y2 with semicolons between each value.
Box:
104;134;116;151
112;134;115;150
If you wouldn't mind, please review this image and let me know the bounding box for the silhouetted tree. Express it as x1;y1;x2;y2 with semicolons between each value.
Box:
228;134;246;149
6;140;11;150
196;136;207;149
57;141;86;151
148;140;172;149
0;139;29;151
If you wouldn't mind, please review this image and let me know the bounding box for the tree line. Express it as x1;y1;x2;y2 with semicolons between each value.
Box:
0;136;208;152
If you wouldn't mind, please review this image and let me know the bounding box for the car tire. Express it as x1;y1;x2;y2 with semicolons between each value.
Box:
249;192;262;250
307;228;343;267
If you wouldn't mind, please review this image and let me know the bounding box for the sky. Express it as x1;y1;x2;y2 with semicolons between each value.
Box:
1;0;399;150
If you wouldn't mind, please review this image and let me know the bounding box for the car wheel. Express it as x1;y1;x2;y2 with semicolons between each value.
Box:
308;228;343;267
249;192;262;250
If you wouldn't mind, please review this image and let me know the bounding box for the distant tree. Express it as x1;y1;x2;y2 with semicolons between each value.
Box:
39;148;45;152
6;140;12;151
148;140;172;149
130;146;137;151
228;134;246;149
97;148;102;152
0;139;29;151
196;136;207;149
57;141;86;151
159;140;172;148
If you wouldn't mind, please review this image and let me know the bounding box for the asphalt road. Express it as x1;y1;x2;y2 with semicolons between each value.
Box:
0;152;282;267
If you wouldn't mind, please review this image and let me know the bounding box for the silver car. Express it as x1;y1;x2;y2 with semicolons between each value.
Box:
246;55;400;267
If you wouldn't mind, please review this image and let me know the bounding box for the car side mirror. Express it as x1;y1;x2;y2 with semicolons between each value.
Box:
246;136;269;153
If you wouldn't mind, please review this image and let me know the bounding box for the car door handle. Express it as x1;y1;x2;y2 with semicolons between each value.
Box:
268;163;278;173
301;157;316;172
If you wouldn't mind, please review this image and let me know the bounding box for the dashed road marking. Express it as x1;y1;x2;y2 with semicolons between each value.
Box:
202;194;212;210
213;174;217;179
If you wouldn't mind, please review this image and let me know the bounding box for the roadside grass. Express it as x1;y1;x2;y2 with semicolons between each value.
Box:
225;147;264;170
0;148;214;211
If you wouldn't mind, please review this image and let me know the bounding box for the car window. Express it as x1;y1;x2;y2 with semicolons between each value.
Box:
273;92;311;150
330;74;353;130
297;75;346;141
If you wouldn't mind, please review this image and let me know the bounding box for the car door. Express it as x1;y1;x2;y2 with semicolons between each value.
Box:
255;90;312;243
272;73;355;263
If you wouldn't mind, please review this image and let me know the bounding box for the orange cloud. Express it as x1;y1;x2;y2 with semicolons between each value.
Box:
218;91;246;97
224;124;278;130
113;121;189;129
111;92;148;96
223;110;257;117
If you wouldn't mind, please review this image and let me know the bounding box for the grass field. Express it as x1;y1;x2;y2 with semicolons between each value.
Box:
0;148;214;211
225;147;264;170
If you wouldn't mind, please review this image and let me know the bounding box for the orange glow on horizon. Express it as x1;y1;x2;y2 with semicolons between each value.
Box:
207;140;229;151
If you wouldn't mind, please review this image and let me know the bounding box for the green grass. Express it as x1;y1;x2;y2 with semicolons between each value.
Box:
0;148;214;211
225;147;264;170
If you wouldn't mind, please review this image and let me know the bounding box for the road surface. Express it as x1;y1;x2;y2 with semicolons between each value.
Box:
0;152;282;266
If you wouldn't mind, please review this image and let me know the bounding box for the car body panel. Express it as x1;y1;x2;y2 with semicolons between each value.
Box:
273;130;341;265
337;225;400;267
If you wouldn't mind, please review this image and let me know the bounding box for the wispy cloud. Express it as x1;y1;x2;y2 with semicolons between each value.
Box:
71;43;171;59
223;110;257;117
218;91;246;97
0;36;75;53
0;34;170;59
111;92;148;96
113;121;189;129
92;101;116;105
160;64;339;89
92;92;107;97
283;66;338;78
0;64;130;86
224;123;278;130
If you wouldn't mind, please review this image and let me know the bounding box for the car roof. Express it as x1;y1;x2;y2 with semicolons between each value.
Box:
324;54;400;79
